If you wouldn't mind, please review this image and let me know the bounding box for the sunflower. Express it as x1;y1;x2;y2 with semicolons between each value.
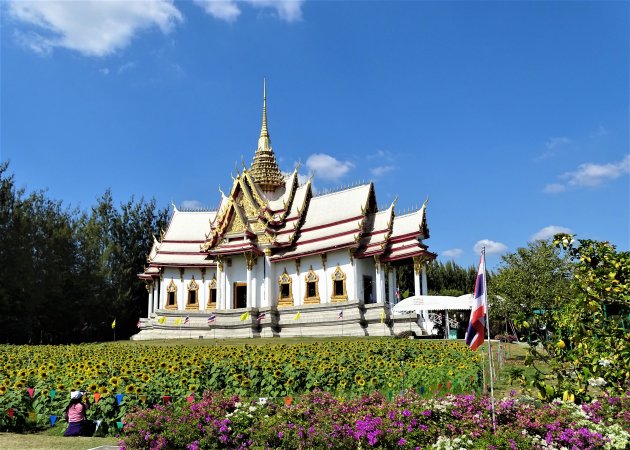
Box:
273;369;282;378
241;379;251;388
41;388;50;397
14;381;24;389
125;384;136;394
0;385;7;395
357;378;366;387
135;386;143;395
142;374;151;382
109;377;120;387
188;384;198;393
285;378;295;386
99;386;110;395
87;383;98;392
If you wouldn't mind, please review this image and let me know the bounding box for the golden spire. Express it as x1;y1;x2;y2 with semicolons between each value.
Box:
250;78;284;193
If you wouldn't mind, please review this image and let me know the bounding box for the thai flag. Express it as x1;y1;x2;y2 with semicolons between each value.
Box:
257;312;266;321
184;316;190;325
337;311;343;320
395;287;401;302
207;314;216;324
465;252;487;351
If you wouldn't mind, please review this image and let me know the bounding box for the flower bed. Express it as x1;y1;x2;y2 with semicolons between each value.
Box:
0;340;479;432
120;390;630;449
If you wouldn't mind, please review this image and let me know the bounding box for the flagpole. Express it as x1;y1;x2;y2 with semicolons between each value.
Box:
483;247;497;432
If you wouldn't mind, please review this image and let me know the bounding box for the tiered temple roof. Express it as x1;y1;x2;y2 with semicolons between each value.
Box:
140;84;435;277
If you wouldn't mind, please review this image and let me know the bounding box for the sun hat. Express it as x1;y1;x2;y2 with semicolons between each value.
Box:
70;390;83;400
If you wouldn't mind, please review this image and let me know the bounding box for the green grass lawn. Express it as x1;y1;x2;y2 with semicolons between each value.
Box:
0;431;118;450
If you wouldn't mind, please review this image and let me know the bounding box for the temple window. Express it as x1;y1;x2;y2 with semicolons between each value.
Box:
278;269;293;307
207;276;217;309
166;279;177;310
304;268;320;304
186;277;199;310
331;265;348;302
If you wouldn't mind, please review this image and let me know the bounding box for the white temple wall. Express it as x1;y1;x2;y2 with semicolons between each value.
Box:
298;254;324;302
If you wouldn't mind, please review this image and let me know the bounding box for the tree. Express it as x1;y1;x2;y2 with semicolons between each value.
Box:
526;234;629;402
490;240;572;329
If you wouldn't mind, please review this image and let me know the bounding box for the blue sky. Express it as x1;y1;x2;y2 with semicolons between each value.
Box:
1;0;628;269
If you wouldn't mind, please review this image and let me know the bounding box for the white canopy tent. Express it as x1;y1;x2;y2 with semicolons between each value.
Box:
392;294;474;338
392;294;474;314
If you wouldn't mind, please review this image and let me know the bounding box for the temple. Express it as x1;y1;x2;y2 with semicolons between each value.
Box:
133;82;437;339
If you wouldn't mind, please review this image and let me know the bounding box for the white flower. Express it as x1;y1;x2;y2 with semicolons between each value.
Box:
588;377;607;387
598;359;611;367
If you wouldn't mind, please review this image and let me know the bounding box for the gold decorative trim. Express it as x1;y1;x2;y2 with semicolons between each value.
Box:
179;268;185;282
413;255;426;274
304;267;320;304
166;279;178;310
207;275;217;310
245;252;258;270
278;269;293;307
330;265;348;302
186;276;199;310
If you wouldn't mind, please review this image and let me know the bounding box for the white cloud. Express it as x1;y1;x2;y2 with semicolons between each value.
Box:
530;225;572;241
194;0;304;23
543;183;566;194
371;165;395;177
473;239;507;255
248;0;304;22
561;155;630;187
441;248;463;258
181;200;205;209
544;155;630;193
7;0;182;57
194;0;241;22
99;67;110;75
305;153;353;181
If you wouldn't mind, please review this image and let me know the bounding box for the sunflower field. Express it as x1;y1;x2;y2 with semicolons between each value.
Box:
0;339;480;433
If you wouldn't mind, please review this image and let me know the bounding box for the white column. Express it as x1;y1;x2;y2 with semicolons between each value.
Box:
217;264;224;310
147;285;152;317
251;270;258;308
201;276;207;310
421;260;429;323
263;253;272;308
352;257;360;302
179;271;185;311
413;259;421;297
295;273;301;306
246;266;252;308
393;267;398;303
375;262;383;303
379;267;386;303
153;282;158;313
421;264;428;295
224;269;231;310
322;266;329;304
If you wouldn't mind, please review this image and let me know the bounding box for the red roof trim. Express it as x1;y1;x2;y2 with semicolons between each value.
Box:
275;215;363;236
389;231;421;244
271;243;356;262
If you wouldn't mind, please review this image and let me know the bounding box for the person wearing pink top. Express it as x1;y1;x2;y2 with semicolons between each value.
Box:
64;390;94;437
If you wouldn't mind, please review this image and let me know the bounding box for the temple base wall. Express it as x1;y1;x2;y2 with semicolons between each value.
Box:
131;302;428;340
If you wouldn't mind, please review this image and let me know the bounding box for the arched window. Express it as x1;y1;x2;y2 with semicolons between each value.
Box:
331;265;348;302
207;276;217;310
186;277;199;310
166;279;177;310
304;268;320;304
278;269;293;307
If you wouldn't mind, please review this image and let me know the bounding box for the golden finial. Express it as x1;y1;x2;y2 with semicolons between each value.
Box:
250;78;284;192
260;77;268;139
